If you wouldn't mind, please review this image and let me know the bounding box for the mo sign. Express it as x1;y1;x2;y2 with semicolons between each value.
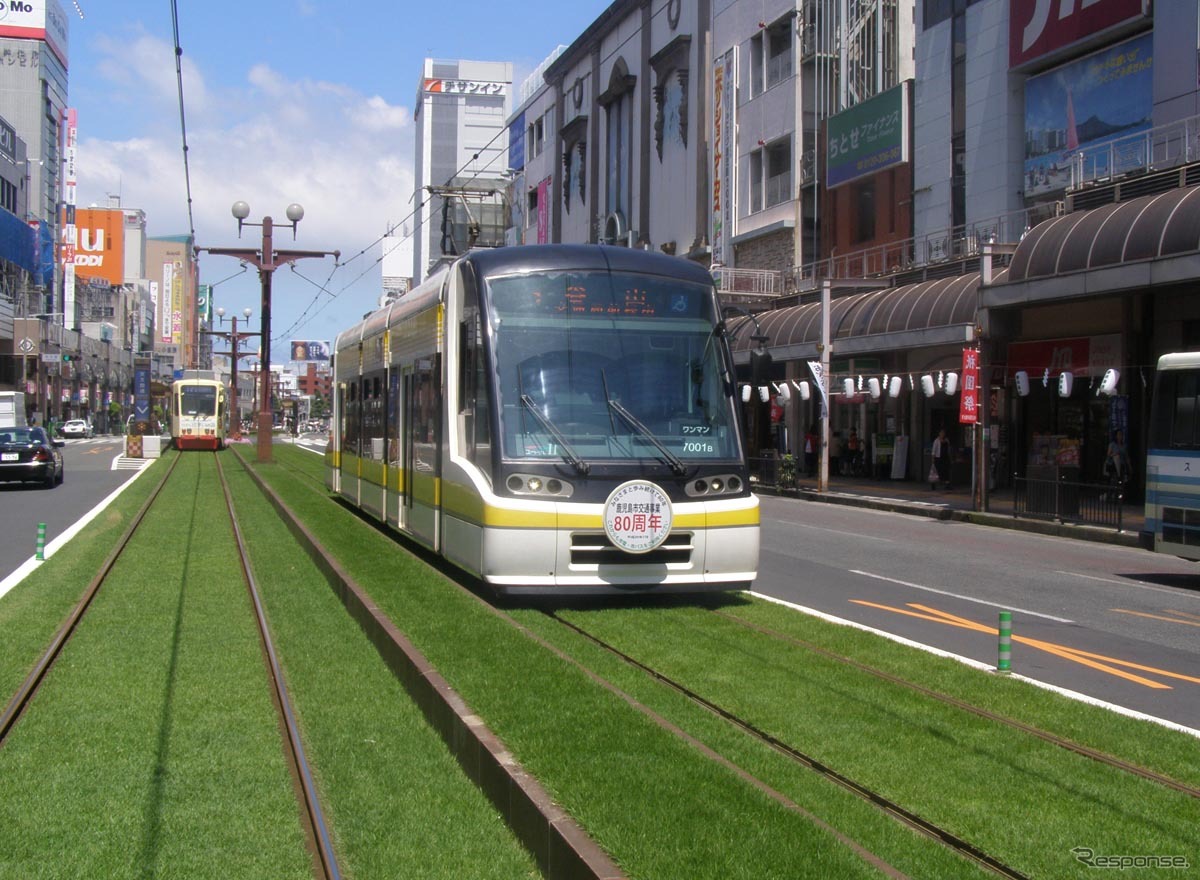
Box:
1009;0;1148;68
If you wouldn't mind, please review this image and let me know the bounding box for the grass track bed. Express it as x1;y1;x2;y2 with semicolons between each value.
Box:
0;452;310;879
257;448;997;878
222;458;540;879
544;604;1199;878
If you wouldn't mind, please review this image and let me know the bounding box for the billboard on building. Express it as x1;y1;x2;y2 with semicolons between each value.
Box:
0;0;69;67
825;82;909;189
1009;0;1148;69
290;340;330;362
508;111;525;171
73;207;126;286
1023;32;1152;198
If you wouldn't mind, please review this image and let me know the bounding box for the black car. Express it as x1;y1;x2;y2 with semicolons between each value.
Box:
0;426;65;488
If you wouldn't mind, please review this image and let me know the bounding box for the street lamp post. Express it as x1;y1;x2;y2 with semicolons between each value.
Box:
212;306;257;441
197;202;339;462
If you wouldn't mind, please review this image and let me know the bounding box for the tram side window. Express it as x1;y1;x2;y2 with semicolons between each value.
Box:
458;287;491;465
365;373;386;461
343;381;360;454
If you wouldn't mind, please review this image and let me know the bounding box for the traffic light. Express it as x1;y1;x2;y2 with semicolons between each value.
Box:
61;353;72;362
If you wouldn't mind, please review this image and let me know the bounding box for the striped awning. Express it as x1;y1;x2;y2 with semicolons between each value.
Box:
986;186;1200;307
731;271;992;360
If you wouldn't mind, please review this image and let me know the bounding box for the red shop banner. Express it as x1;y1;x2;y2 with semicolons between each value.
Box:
959;347;980;426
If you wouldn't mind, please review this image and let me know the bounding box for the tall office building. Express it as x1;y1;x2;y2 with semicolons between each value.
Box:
412;59;512;283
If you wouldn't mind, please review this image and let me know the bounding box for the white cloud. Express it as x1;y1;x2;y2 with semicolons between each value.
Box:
75;32;415;342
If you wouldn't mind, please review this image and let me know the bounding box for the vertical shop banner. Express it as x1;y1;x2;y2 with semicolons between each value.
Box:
959;347;980;425
807;361;829;419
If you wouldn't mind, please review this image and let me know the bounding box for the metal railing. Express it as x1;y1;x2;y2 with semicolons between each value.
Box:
1012;471;1124;531
712;266;782;298
1070;113;1200;190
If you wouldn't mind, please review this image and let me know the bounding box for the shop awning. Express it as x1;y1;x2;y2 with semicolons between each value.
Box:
985;186;1200;307
731;270;993;360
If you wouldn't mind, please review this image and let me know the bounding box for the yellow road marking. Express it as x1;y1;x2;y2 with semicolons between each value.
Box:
1112;608;1200;629
850;599;1199;690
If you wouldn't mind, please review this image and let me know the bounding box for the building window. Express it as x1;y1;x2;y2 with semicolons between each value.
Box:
561;116;587;213
855;179;876;243
651;35;691;161
749;137;793;213
749;16;794;97
598;58;636;225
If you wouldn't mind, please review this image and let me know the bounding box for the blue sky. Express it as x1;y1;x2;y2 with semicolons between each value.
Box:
67;0;610;364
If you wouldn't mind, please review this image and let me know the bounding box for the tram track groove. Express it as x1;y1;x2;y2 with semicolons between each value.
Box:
214;451;342;880
250;446;1199;878
228;444;626;880
0;452;182;747
710;606;1200;800
543;610;1028;880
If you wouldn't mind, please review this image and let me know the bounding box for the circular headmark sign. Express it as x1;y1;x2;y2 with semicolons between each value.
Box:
603;480;673;554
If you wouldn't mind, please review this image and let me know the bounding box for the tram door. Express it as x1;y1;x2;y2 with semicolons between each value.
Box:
405;356;440;550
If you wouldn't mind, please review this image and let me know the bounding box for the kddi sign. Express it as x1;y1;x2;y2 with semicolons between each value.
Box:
74;229;107;267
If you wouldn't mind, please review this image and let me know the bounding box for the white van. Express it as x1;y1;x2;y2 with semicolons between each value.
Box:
0;392;26;428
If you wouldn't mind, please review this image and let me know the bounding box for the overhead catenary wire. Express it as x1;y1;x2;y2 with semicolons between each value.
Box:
169;0;196;243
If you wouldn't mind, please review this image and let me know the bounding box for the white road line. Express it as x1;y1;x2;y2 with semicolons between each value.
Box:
849;569;1074;623
749;591;1200;740
1054;569;1200;600
768;521;894;542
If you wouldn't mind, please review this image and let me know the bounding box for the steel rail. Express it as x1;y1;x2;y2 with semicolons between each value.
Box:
712;608;1200;800
0;452;182;747
213;451;341;880
547;611;1031;880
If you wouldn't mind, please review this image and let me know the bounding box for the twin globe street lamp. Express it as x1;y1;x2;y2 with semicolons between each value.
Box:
213;306;256;441
197;202;339;462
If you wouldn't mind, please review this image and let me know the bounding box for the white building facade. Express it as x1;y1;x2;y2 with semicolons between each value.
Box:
412;59;513;283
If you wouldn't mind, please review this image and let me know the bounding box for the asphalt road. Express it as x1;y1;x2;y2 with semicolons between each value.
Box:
754;493;1200;732
0;436;149;590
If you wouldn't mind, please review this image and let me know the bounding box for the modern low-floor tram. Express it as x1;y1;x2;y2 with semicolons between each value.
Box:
326;244;759;596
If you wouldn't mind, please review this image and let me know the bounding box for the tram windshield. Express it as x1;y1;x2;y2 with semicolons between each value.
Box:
486;270;740;467
179;385;217;416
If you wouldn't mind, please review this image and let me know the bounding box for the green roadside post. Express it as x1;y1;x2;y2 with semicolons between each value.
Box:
998;611;1012;673
36;522;46;561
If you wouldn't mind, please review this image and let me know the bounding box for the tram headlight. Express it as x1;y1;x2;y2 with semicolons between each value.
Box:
507;475;524;492
546;479;562;495
727;476;741;492
693;479;708;494
710;478;724;493
527;477;543;492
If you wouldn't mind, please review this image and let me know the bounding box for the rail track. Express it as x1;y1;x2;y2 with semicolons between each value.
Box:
0;451;342;880
233;446;1199;879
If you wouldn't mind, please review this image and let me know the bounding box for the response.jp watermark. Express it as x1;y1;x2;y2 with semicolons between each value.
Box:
1072;847;1190;870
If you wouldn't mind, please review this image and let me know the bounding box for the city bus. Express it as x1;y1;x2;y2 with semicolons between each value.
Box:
1145;352;1200;558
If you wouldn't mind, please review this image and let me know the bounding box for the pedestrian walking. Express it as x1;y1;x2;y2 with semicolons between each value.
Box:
931;428;951;490
1104;429;1131;497
803;425;818;477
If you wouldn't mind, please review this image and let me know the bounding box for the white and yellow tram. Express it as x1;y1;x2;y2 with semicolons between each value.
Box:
326;244;759;595
169;376;228;451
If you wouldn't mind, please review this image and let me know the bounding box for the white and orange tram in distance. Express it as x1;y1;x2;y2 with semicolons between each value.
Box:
326;244;760;597
169;375;228;451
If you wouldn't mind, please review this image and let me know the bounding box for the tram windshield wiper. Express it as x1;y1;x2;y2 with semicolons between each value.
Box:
519;394;591;475
603;394;688;477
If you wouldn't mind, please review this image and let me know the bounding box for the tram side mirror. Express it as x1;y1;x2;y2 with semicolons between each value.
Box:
1015;371;1030;397
1058;371;1074;397
1099;368;1120;396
